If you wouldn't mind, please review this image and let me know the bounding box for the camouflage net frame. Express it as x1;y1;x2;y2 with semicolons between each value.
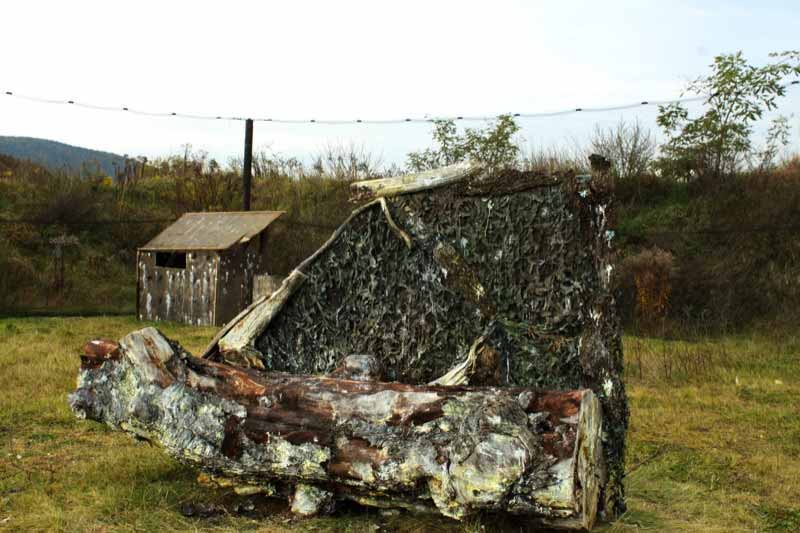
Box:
218;168;628;518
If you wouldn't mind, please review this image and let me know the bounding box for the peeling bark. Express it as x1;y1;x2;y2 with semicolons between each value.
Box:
70;327;604;529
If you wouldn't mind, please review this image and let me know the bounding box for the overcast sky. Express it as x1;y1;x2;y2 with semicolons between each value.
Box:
1;0;799;166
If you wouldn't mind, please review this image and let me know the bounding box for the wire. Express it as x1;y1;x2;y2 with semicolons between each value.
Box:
5;81;795;125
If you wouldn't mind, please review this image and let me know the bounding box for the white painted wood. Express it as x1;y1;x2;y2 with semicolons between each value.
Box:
350;160;480;200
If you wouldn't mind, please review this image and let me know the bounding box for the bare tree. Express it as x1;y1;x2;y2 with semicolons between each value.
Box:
590;119;656;180
519;142;588;173
311;142;383;181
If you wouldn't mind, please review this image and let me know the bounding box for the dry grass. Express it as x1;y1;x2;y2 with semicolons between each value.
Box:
1;316;798;532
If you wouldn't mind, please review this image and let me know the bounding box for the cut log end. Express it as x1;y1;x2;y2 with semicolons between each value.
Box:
70;327;605;529
80;338;120;369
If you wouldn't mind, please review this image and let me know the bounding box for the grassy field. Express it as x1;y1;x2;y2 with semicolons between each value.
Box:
1;316;798;532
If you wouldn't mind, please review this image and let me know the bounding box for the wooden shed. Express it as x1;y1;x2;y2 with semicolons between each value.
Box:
137;211;284;326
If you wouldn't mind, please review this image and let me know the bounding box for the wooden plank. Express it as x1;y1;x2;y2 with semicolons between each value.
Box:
350;160;480;201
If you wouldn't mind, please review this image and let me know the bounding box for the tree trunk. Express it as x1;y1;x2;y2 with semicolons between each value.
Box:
70;327;604;529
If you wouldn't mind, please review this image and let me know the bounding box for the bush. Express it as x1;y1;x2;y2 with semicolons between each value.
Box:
616;247;676;331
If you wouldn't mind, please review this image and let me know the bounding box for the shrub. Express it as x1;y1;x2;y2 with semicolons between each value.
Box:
617;247;676;331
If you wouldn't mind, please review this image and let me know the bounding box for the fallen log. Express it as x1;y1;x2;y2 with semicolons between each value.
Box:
70;327;604;529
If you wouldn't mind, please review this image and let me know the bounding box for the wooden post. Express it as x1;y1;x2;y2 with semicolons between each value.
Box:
243;118;254;211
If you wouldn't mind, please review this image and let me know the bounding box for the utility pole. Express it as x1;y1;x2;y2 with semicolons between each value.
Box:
243;118;254;211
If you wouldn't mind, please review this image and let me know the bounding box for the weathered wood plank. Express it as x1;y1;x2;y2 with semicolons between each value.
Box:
349;160;480;201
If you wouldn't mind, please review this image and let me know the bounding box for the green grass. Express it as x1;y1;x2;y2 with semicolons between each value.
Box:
610;333;800;532
1;317;799;531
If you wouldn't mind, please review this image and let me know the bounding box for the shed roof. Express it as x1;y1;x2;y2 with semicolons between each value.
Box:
140;211;284;251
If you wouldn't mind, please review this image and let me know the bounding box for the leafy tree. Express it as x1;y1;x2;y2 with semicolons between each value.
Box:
656;51;800;181
407;114;520;171
755;114;792;171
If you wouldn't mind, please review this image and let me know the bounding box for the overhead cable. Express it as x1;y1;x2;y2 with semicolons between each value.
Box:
5;80;795;125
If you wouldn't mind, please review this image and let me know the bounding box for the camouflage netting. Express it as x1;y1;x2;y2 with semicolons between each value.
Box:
251;170;628;518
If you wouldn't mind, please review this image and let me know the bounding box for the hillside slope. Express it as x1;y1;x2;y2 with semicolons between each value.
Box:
0;136;125;176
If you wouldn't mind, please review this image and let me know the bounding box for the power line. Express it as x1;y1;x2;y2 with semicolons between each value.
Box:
4;81;796;125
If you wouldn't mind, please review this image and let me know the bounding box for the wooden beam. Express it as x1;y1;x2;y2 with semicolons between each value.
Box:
349;160;480;201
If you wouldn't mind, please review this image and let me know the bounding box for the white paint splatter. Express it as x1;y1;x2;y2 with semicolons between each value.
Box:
603;378;614;397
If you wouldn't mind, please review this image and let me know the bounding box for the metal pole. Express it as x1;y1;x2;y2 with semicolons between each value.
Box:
243;118;254;211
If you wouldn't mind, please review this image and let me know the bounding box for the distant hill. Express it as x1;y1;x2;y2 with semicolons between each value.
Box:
0;136;126;177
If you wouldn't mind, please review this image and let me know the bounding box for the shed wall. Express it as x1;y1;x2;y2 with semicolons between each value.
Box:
253;274;285;300
137;250;218;325
214;240;263;325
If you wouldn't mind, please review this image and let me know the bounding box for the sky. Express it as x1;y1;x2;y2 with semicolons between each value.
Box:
1;0;799;166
